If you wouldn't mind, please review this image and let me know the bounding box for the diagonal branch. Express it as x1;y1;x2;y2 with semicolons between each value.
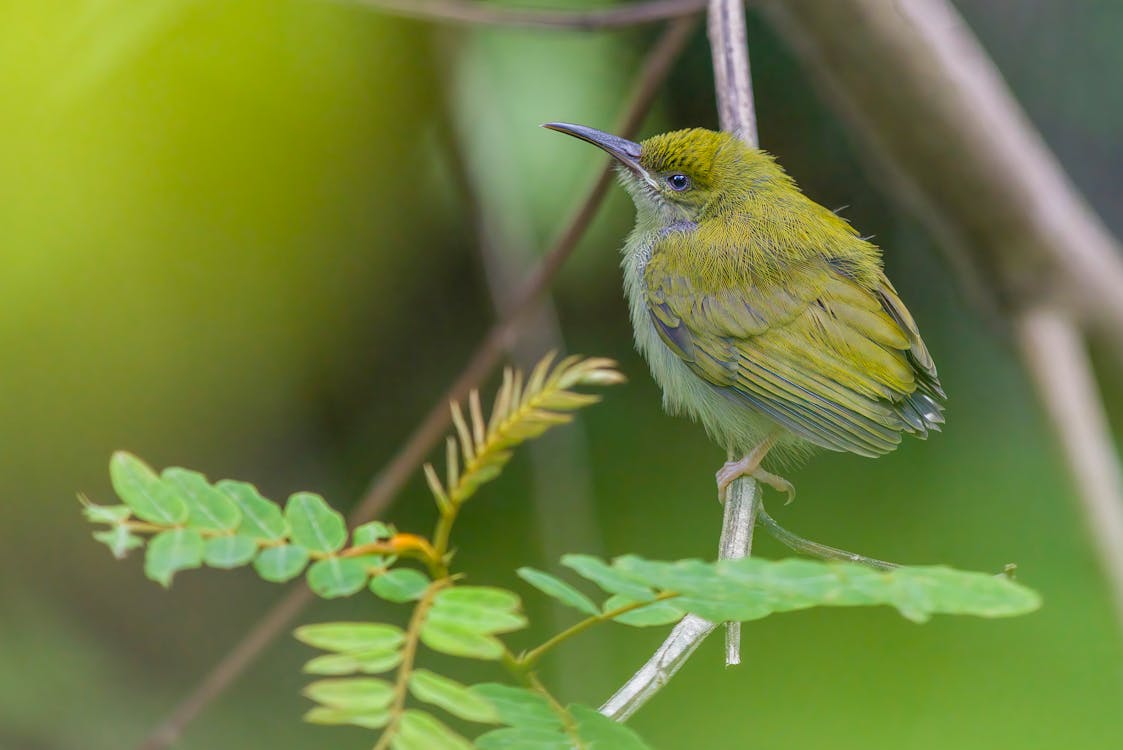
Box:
344;0;706;30
132;19;697;750
755;0;1123;340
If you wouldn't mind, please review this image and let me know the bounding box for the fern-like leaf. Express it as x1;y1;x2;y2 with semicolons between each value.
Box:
424;354;623;510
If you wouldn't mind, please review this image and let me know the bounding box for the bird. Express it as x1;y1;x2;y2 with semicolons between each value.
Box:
543;123;944;502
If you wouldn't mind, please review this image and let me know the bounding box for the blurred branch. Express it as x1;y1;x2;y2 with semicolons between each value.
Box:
1015;308;1123;628
131;19;697;750
345;0;706;30
601;0;760;718
755;0;1123;338
437;66;609;694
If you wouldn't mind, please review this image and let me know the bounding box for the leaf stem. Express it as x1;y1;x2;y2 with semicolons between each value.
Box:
518;592;680;670
372;578;450;750
527;672;583;747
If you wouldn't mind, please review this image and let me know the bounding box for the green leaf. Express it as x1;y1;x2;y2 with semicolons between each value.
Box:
436;585;522;611
352;520;393;545
83;502;132;524
303;650;402;676
285;492;346;554
295;622;406;654
370;568;430;603
562;554;655;602
606;556;1042;624
307;557;371;598
253;545;310;583
109;452;186;525
392;710;472;750
603;594;684;627
408;670;498;724
93;526;144;559
468;684;560;731
427;587;527;635
517;567;599;616
162;468;241;532
304;706;389;730
303;677;393;711
144;529;204;587
203;535;259;569
216;480;287;542
419;621;505;660
572;704;653;749
474;727;572;750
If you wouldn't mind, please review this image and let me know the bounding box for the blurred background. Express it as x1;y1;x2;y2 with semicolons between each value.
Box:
2;1;1121;748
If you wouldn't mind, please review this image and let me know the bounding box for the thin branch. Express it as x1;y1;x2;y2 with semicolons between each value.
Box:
757;504;898;572
601;0;760;718
707;0;761;668
600;614;716;721
706;0;757;138
131;19;697;750
1015;307;1123;629
343;0;706;31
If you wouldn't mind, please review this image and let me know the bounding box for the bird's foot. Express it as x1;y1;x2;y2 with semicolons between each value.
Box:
716;455;756;503
715;456;795;505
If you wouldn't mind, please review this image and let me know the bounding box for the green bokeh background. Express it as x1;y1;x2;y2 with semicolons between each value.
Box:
2;2;1121;748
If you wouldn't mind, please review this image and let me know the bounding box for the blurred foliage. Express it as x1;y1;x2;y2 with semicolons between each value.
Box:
1;1;1121;749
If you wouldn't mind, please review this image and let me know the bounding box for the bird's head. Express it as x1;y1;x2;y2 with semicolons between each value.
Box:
544;123;782;224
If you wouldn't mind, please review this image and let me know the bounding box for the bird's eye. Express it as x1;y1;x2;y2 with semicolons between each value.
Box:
666;173;691;191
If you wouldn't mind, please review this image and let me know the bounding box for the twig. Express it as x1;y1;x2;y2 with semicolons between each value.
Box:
1015;307;1123;629
600;612;717;722
757;504;898;571
131;20;697;750
342;0;706;30
601;0;760;718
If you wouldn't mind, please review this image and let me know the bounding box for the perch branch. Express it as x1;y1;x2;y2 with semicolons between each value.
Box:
132;20;696;750
707;0;761;670
1015;308;1123;629
601;0;760;718
344;0;706;30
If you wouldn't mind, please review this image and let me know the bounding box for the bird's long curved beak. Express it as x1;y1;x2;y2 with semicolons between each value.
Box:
542;122;646;176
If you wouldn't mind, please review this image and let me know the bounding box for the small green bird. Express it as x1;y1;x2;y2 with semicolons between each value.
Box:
544;123;944;500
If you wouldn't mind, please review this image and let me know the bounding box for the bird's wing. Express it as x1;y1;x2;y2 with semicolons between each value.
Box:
644;243;944;457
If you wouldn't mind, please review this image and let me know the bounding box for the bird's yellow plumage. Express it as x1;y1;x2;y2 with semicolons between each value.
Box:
545;123;944;498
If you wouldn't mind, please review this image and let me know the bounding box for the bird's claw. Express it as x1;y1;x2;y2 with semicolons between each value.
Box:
715;458;796;505
751;469;797;505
